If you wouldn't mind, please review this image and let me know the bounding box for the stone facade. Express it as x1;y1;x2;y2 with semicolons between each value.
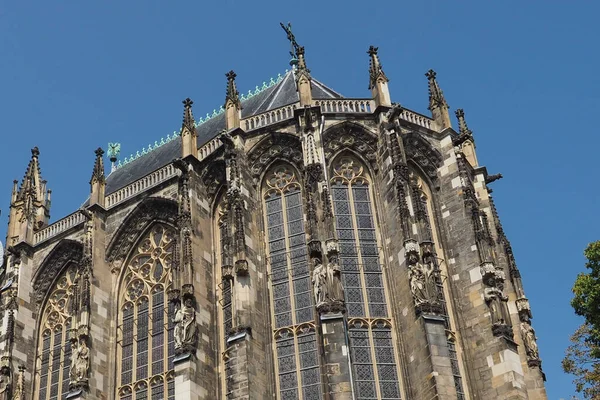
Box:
0;30;546;400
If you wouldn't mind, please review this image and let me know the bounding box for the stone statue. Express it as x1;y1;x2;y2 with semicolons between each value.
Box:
0;366;10;400
521;322;539;360
70;339;89;384
325;260;343;303
311;258;326;305
11;367;23;400
489;296;504;325
174;298;197;352
408;258;439;310
408;264;427;306
312;257;344;310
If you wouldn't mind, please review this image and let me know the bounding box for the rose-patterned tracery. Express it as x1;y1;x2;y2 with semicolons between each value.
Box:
262;164;322;399
330;155;402;400
117;224;175;400
36;265;78;400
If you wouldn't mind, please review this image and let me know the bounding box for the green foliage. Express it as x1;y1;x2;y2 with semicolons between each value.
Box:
572;241;600;352
563;241;600;397
562;323;600;399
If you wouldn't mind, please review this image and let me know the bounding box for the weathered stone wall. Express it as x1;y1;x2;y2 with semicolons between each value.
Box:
3;108;548;400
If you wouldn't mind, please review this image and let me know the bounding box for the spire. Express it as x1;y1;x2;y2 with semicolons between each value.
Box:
295;46;313;106
454;109;479;167
368;46;389;89
367;46;391;107
17;147;43;202
426;69;451;130
89;147;106;208
455;109;472;137
182;98;195;131
7;147;50;245
180;98;198;159
224;71;242;130
90;148;105;184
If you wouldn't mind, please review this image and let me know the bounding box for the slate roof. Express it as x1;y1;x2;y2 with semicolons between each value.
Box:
104;70;342;195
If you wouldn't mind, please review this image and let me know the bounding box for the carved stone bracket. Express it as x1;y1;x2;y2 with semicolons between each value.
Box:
235;260;249;276
308;240;323;259
516;297;532;321
222;265;234;280
325;239;339;257
480;262;496;285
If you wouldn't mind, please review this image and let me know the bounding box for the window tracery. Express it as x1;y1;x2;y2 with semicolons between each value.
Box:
263;165;322;400
330;156;402;400
36;265;77;400
117;224;175;400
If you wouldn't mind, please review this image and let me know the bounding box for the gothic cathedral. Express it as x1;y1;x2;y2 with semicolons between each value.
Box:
0;27;547;400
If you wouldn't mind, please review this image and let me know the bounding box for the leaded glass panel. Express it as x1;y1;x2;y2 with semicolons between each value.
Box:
263;165;322;400
331;157;402;399
35;266;78;400
117;224;175;400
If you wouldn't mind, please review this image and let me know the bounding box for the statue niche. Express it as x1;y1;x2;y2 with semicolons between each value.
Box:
0;363;10;400
70;338;89;387
173;297;198;354
405;240;442;315
312;256;345;314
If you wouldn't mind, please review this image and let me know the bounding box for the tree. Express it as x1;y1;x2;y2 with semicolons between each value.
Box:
563;323;600;398
563;241;600;398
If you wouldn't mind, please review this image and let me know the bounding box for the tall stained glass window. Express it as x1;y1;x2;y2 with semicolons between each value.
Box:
263;165;322;400
35;266;77;400
117;224;175;400
330;156;402;400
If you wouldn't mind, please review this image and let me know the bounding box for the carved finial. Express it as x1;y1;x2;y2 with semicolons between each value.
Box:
293;42;312;106
367;45;391;107
455;109;472;136
17;146;44;203
368;45;389;90
224;71;242;130
90;147;105;185
182;98;195;131
89;147;106;207
426;69;447;110
426;69;451;130
225;70;241;107
296;46;310;75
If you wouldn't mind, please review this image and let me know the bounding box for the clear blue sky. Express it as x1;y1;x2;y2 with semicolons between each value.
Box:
1;2;598;398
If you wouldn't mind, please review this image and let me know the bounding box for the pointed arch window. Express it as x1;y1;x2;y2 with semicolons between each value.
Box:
411;174;466;399
263;165;322;400
35;265;77;400
330;156;402;400
117;224;176;400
